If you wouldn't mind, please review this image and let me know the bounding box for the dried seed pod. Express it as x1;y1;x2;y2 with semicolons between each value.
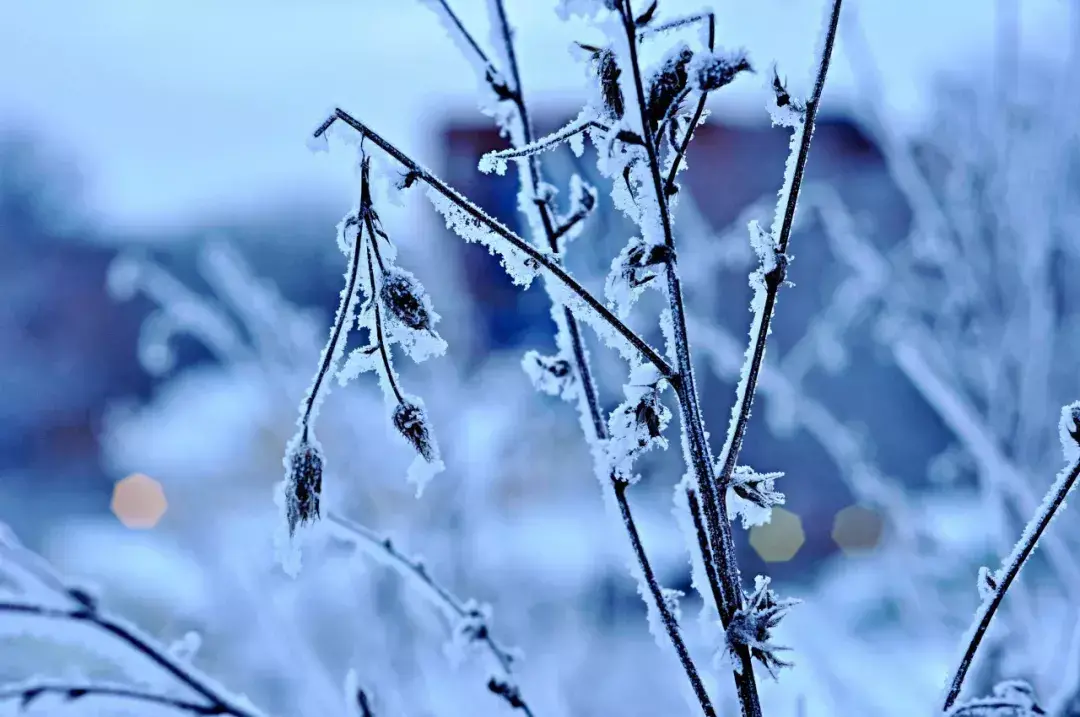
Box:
284;439;324;535
393;400;438;463
380;267;432;332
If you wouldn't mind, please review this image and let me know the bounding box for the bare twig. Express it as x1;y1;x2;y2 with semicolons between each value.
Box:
0;681;224;716
326;514;533;717
711;0;842;485
313;110;672;380
942;441;1080;710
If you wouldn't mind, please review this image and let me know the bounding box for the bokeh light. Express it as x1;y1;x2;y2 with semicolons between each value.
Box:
749;507;805;563
111;473;168;529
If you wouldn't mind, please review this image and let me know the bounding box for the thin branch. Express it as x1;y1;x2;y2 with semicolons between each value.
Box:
664;14;715;195
0;681;223;716
0;601;262;717
325;514;533;717
942;452;1080;711
313;109;673;380
301;186;366;442
617;1;760;711
479;115;609;168
713;0;844;489
482;3;716;714
422;0;511;97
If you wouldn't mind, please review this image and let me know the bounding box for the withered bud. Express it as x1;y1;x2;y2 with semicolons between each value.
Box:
595;48;625;121
379;267;432;332
647;45;694;130
393;400;438;463
285;439;324;535
694;52;752;92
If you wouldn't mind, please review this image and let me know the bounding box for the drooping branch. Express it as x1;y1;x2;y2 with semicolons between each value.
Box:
326;514;533;717
313;109;673;380
0;681;225;716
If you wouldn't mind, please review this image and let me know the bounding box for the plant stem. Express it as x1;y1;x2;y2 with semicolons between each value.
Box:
713;0;844;489
0;682;224;716
314;110;673;380
326;514;534;717
486;4;716;714
942;455;1080;711
617;1;762;713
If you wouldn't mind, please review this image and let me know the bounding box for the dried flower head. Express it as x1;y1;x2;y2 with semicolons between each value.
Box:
284;439;324;536
380;267;433;332
946;680;1046;716
393;400;438;463
723;576;799;680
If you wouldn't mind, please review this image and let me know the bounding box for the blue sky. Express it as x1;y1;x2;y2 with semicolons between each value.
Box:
0;0;1071;230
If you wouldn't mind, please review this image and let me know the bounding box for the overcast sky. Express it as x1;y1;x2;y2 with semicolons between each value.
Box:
0;0;1072;230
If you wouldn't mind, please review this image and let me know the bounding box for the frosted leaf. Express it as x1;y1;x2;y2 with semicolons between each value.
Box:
569;130;585;157
605;237;671;318
767;67;805;129
425;186;540;289
748;219;777;273
645;43;694;134
478;153;508;176
725;465;785;529
606;364;671;482
522;350;576;401
337;213;361;256
338;346;379;385
690;49;752;93
977;566;999;601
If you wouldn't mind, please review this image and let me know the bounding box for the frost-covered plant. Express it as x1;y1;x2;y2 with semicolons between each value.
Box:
299;1;844;715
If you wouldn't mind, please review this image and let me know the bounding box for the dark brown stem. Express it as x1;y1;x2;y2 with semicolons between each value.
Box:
618;0;761;711
486;3;716;713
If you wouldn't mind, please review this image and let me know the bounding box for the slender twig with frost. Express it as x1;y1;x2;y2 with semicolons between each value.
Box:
326;514;533;716
420;3;716;713
0;532;266;717
941;404;1080;711
610;0;763;709
312;109;672;378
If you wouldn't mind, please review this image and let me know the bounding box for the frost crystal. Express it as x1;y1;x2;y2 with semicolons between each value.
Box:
426;187;540;289
725;465;785;529
522;350;576;401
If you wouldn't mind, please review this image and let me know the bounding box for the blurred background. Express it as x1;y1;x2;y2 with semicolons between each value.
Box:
3;0;1080;715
